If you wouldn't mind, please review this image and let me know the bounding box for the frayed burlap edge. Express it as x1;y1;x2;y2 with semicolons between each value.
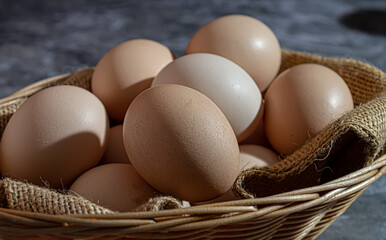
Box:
135;196;184;212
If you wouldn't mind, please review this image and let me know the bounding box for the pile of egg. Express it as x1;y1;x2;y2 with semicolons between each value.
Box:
0;15;354;212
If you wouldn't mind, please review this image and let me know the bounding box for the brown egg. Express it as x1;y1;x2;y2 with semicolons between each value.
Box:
100;124;130;165
191;188;237;206
186;14;281;92
0;86;109;188
91;39;174;122
152;53;262;142
193;144;278;205
239;144;279;170
241;100;271;147
264;63;354;156
123;84;240;202
69;164;159;212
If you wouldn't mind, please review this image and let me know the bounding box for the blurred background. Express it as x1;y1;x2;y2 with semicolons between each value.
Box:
0;0;385;239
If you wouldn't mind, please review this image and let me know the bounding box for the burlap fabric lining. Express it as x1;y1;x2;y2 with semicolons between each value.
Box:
0;178;114;215
0;49;385;214
0;178;184;214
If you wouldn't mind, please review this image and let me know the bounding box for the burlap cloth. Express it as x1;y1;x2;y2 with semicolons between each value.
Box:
0;49;385;214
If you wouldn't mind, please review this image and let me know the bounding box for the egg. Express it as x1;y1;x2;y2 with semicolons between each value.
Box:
193;144;278;205
186;14;281;92
191;188;237;206
241;100;271;147
99;124;130;165
264;63;354;155
152;53;262;142
0;86;109;188
123;84;240;202
69;163;159;212
91;39;174;122
239;144;279;170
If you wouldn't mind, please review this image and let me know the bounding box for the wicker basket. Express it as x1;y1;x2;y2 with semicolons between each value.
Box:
0;49;385;240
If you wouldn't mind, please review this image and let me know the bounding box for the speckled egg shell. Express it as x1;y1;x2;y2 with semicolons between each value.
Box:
123;84;240;202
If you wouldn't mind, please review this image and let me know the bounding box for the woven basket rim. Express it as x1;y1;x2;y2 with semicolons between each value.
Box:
0;154;383;238
1;154;384;217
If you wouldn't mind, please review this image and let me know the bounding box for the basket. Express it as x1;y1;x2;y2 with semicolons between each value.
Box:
0;49;385;240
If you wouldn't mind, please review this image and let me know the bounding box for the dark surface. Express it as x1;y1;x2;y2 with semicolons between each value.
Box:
340;9;386;35
0;0;385;239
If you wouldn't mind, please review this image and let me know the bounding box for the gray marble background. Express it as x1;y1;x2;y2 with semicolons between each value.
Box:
0;0;385;239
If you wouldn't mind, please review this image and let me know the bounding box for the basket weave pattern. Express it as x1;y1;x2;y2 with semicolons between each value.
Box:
0;50;385;239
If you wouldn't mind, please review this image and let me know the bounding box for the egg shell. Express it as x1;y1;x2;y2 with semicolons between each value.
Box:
0;86;109;188
241;100;271;147
193;144;278;205
191;187;236;206
69;163;159;212
91;39;174;122
264;63;354;156
239;144;279;170
123;84;240;202
186;14;281;92
100;124;130;165
152;53;262;142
